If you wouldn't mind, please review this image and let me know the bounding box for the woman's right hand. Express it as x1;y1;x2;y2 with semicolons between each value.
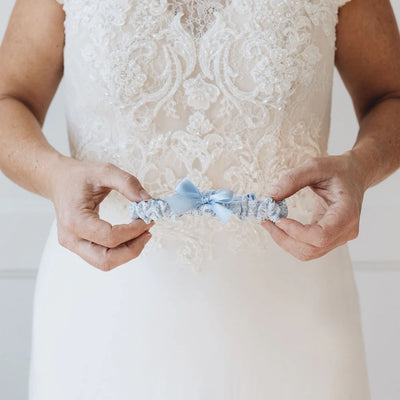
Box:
49;155;155;272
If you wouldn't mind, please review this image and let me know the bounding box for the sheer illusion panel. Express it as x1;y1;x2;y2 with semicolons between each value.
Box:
58;1;346;269
169;1;227;39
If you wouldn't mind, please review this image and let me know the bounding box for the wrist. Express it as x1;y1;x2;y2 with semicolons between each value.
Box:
342;146;376;193
44;152;78;202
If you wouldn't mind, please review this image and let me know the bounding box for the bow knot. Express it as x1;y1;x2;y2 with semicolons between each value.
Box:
200;192;212;204
164;177;234;224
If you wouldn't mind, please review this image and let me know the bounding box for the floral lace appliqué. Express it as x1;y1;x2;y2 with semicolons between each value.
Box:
60;0;343;270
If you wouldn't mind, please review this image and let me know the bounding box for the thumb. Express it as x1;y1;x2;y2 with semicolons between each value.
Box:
98;163;152;202
266;158;327;201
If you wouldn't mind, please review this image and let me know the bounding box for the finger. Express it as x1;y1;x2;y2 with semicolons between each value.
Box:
266;158;331;201
74;230;153;271
262;220;328;261
274;212;345;248
312;202;358;243
96;163;152;202
70;211;155;248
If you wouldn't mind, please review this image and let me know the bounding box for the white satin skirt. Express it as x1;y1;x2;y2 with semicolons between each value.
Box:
28;206;371;400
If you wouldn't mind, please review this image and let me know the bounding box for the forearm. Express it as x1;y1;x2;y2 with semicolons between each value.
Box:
345;96;400;192
0;95;68;201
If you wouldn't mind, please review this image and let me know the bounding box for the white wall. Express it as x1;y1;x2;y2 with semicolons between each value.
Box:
0;1;399;400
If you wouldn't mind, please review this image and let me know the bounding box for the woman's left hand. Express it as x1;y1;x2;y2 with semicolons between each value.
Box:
261;151;367;261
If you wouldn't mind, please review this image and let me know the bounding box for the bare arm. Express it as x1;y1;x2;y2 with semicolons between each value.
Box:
262;0;400;261
0;0;154;271
0;0;65;199
335;0;400;190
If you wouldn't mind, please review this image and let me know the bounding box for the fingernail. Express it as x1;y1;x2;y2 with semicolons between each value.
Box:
140;189;152;200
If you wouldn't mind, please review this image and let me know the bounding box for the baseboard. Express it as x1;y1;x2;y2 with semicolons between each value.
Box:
0;269;38;279
0;262;399;279
352;261;400;272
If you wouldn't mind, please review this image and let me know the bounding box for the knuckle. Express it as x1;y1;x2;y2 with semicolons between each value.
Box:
94;262;108;272
316;232;331;247
315;238;325;248
98;257;114;272
57;233;69;248
91;260;105;271
123;173;139;188
350;226;359;240
101;162;116;175
130;245;142;259
99;226;115;248
351;212;360;225
104;234;118;249
63;214;76;231
91;248;113;271
298;249;314;262
305;157;319;168
285;170;296;185
296;253;307;262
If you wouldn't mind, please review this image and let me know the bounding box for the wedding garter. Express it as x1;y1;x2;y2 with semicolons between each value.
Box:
128;177;288;225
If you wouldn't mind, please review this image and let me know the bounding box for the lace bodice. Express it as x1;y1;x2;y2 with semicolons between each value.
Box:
56;0;352;270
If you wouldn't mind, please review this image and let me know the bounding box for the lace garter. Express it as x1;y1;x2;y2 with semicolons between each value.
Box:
128;177;288;224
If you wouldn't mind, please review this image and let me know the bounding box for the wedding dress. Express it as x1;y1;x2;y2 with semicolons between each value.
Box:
28;0;371;399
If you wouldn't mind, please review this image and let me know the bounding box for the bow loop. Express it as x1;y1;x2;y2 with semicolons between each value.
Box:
164;178;234;224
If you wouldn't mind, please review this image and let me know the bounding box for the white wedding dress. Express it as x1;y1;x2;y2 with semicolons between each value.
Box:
29;1;371;399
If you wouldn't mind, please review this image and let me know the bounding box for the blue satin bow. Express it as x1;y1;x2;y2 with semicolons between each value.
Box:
164;177;234;224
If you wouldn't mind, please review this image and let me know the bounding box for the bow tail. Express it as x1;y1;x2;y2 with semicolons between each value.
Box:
208;203;234;224
164;194;201;215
